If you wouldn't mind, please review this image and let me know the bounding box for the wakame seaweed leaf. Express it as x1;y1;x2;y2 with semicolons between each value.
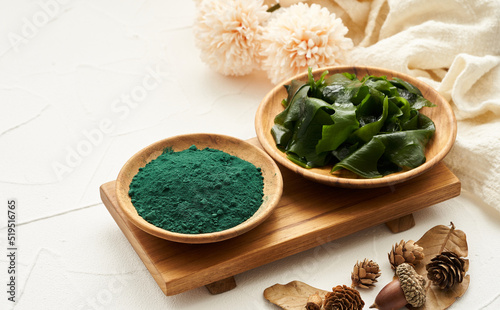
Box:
321;73;360;104
282;79;307;108
316;102;359;154
285;97;334;168
332;138;386;178
271;86;310;149
350;95;389;144
334;115;435;177
390;77;436;109
271;69;436;178
307;67;329;99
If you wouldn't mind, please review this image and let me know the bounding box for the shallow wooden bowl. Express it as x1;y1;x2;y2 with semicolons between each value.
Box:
116;133;283;244
255;66;457;188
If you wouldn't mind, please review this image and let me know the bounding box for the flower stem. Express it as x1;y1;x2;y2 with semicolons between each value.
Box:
267;3;280;13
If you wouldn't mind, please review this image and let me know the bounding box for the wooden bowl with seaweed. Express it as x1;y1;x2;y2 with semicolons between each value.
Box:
255;66;457;188
116;133;283;244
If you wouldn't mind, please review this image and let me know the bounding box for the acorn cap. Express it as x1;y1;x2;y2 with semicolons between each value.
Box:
396;263;426;307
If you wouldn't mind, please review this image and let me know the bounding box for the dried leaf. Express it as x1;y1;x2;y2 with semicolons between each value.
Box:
264;281;329;310
410;222;469;310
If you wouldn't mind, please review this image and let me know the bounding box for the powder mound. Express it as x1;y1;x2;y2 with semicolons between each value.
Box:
128;145;264;234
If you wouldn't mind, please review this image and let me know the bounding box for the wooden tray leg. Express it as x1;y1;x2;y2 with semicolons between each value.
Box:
205;276;237;294
385;214;415;233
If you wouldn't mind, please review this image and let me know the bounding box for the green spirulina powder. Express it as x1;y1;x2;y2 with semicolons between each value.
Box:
128;145;264;234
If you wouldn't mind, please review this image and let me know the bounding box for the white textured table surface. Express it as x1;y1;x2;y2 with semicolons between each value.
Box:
1;1;500;309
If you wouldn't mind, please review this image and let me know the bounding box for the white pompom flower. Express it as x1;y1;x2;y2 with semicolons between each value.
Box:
193;0;270;76
260;3;354;84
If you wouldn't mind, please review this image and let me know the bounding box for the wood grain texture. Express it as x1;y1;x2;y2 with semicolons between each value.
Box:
385;214;416;233
115;133;283;244
100;138;461;296
255;66;458;188
205;277;237;295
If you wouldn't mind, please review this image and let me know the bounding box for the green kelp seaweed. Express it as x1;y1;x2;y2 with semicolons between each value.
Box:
271;68;436;178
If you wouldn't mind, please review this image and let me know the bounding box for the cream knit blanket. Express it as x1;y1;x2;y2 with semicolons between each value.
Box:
280;0;500;211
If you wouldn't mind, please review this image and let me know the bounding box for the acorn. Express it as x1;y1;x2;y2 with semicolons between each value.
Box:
370;263;426;310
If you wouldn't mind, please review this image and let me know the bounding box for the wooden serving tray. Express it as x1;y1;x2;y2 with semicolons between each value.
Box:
100;138;460;296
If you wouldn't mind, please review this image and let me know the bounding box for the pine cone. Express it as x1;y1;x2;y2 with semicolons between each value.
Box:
388;240;424;269
351;259;381;289
397;263;426;307
324;285;364;310
426;251;466;289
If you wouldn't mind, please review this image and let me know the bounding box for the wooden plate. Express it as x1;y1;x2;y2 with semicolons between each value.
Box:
115;133;283;244
255;66;457;188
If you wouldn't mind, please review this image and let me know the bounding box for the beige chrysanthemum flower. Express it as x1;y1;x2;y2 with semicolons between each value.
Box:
261;3;353;84
193;0;270;76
